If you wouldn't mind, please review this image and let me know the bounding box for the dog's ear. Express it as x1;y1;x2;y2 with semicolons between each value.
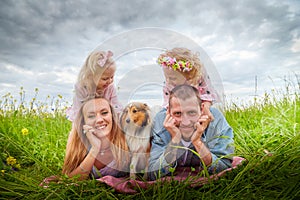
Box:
141;109;151;127
143;103;149;110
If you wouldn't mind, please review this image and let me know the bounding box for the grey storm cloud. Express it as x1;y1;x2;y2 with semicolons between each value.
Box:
0;0;299;106
0;0;181;70
1;1;298;66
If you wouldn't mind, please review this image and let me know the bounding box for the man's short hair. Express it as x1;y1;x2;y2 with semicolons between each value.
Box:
168;84;202;108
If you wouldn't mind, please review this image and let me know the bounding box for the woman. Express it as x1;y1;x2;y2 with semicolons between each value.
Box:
62;97;129;179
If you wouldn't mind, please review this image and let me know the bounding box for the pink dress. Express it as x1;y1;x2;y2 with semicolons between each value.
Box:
66;83;123;121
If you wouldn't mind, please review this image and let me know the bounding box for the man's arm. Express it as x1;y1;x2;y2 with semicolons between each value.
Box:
148;110;177;180
205;107;235;173
192;140;212;167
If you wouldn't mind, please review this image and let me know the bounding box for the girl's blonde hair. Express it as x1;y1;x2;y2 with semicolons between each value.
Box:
62;97;129;175
159;47;203;86
77;50;115;95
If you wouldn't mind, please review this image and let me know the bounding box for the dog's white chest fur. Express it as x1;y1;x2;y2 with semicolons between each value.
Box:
124;124;151;153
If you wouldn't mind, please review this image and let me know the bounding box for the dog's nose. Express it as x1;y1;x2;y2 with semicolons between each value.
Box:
126;118;130;123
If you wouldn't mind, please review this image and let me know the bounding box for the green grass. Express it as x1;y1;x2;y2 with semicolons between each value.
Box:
0;85;299;200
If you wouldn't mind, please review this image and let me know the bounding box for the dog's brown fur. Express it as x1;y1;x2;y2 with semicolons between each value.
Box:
120;102;152;179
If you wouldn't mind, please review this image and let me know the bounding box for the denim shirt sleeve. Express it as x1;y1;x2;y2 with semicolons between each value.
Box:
205;107;235;173
148;109;177;180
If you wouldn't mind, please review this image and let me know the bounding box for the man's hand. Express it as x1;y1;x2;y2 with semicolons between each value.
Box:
191;115;210;143
201;102;214;121
163;108;181;143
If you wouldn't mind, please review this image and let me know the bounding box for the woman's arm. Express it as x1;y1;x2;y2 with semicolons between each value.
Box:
67;147;99;180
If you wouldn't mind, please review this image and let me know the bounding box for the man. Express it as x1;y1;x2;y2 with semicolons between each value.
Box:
148;84;234;180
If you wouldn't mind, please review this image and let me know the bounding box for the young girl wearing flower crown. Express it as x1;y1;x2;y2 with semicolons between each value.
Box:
157;47;220;121
66;50;123;121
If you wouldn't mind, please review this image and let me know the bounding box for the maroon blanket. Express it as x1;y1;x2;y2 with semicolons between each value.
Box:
97;156;245;194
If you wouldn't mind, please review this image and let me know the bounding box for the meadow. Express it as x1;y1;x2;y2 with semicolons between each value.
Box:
0;84;299;200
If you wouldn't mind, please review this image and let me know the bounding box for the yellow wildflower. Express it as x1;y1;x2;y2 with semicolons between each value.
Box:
1;170;5;173
15;164;21;169
21;128;29;135
6;156;16;166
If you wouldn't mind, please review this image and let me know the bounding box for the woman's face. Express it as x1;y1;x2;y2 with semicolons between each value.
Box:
95;64;116;90
83;98;113;139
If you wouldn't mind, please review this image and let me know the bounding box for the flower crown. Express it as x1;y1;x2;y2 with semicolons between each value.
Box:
157;56;192;72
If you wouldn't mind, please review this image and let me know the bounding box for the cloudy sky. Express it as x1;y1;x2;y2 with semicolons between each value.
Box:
0;0;299;109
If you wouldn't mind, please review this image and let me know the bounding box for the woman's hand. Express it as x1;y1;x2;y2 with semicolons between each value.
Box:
83;125;101;153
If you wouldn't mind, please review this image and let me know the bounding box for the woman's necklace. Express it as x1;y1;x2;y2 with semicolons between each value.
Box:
99;145;111;156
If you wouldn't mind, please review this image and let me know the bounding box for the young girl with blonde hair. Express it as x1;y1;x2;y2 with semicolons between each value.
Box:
62;97;129;179
66;50;122;122
157;47;220;120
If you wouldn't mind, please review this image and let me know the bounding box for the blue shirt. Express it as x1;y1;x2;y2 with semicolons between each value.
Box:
148;107;235;180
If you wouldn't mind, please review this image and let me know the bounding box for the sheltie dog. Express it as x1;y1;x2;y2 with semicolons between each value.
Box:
120;102;152;179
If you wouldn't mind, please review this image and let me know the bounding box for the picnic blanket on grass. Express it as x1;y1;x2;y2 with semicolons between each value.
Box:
97;156;245;194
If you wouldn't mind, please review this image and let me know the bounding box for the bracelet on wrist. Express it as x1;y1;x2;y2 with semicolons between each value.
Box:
79;164;90;173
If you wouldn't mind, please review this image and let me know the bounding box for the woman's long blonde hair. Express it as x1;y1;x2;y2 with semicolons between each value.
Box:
159;47;203;86
62;97;129;175
77;50;115;95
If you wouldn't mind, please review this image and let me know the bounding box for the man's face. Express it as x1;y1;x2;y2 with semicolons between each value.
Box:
169;96;201;141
